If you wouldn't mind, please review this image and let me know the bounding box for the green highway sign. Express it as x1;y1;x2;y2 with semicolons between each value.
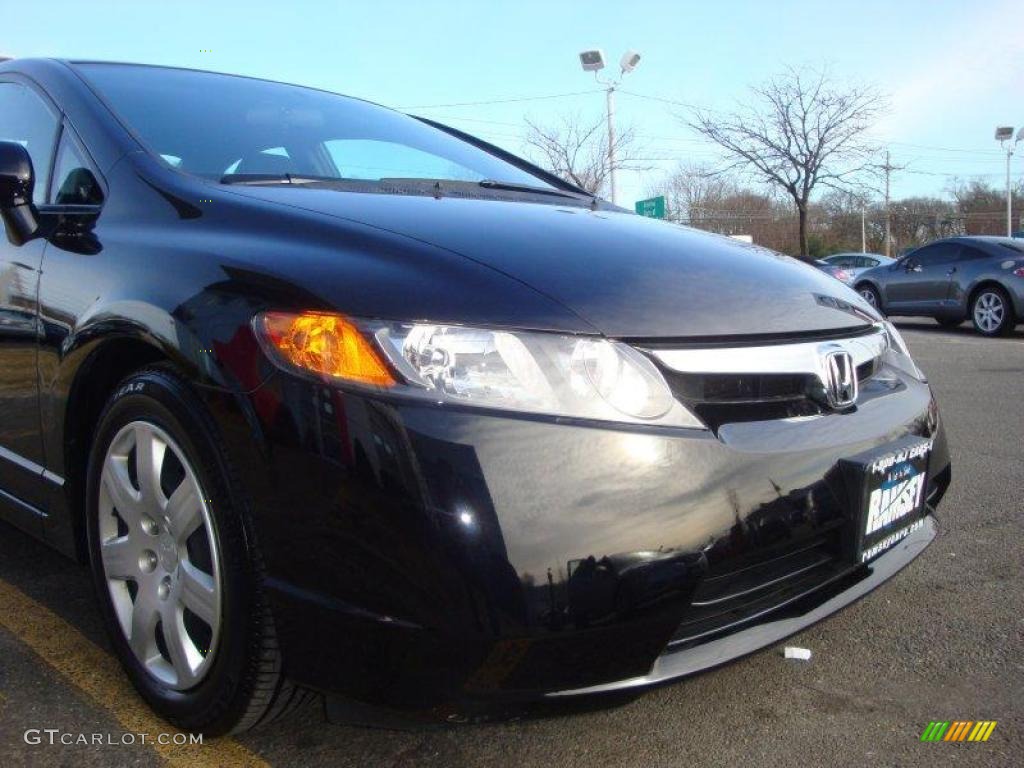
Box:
635;195;666;219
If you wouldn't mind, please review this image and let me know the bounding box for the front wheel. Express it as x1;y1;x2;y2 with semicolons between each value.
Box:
971;287;1015;337
857;283;882;313
86;366;307;734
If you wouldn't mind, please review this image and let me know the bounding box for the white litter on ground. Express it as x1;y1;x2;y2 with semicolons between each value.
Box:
783;646;812;661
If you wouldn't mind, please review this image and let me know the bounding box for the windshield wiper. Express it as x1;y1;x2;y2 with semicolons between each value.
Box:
477;179;593;200
219;173;340;185
219;174;598;204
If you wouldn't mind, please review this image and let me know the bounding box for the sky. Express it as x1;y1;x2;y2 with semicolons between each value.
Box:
5;0;1022;207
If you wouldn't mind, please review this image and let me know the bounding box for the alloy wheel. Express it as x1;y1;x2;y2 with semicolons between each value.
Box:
97;421;222;690
859;287;878;307
973;291;1005;334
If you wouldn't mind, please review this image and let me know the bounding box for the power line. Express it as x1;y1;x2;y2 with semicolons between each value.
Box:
409;87;1011;163
403;87;1018;198
408;85;1010;162
903;168;1022;178
617;88;702;111
412;114;524;128
401;89;603;109
883;140;1004;156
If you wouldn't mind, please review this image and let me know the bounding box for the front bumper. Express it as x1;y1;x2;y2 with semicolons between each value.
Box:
225;364;950;719
550;513;935;697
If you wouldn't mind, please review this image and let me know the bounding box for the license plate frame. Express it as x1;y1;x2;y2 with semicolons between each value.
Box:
839;435;932;564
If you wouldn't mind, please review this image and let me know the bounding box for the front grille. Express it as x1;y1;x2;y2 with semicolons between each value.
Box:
668;532;852;649
664;364;878;430
648;326;888;431
669;371;811;403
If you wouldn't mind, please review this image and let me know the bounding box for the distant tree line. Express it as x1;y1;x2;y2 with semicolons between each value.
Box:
649;164;1023;257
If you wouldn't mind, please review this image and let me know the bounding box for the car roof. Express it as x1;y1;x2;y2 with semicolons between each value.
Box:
904;236;1022;258
949;235;1021;245
0;57;388;112
827;252;892;261
936;236;1024;253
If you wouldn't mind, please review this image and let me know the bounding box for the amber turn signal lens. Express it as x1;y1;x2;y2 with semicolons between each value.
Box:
258;312;395;386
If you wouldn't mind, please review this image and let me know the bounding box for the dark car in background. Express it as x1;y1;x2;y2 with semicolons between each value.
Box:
854;236;1024;336
0;59;950;734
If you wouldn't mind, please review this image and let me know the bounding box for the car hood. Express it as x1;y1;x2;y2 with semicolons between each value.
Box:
224;187;876;339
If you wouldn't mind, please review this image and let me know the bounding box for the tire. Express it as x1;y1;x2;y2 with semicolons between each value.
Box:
85;366;310;734
936;317;962;328
970;286;1015;337
856;283;882;313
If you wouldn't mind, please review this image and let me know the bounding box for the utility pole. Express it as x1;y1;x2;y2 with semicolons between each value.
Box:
875;151;904;257
861;206;867;253
883;150;893;257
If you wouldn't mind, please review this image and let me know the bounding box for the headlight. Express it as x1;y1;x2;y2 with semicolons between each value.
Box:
879;320;927;382
256;312;703;429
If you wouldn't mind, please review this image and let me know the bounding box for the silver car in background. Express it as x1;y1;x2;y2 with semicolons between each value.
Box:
853;236;1024;336
815;252;894;286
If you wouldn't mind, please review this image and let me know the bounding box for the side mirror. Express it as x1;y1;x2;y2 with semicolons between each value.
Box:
0;141;40;245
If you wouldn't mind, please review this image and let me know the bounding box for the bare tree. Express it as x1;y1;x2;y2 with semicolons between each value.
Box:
887;196;958;247
652;162;735;224
949;178;1024;235
524;112;646;196
688;68;884;258
649;164;798;250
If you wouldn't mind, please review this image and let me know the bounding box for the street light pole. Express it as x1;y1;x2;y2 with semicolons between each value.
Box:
578;49;640;206
995;126;1022;237
1008;145;1014;237
606;83;617;205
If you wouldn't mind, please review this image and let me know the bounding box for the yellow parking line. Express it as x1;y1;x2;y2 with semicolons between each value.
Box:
0;578;269;768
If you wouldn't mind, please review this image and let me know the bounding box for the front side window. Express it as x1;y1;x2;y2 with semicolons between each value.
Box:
0;82;59;205
958;246;988;261
913;244;960;267
75;63;560;194
828;255;857;268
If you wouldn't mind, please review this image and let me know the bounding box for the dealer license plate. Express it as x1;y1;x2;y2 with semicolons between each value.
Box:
840;436;932;564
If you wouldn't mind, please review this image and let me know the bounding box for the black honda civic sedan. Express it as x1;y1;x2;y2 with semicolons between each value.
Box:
0;59;950;734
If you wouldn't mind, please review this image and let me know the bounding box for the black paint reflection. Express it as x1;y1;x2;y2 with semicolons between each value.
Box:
249;367;942;705
0;234;46;509
564;549;708;629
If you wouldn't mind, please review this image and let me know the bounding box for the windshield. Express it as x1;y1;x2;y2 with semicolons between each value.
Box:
75;63;557;190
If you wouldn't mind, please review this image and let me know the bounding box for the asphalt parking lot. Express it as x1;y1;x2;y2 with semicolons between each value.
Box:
1;317;1021;768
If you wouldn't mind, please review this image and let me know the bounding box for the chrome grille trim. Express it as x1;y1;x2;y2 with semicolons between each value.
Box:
648;325;888;387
